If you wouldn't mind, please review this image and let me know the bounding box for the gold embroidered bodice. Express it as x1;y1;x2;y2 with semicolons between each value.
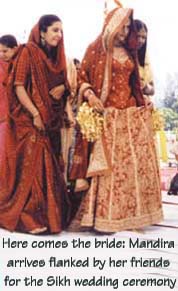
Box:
105;57;136;109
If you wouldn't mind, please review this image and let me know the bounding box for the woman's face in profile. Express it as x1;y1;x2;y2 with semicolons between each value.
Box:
113;18;131;47
0;44;16;62
41;21;63;47
114;18;131;47
137;27;147;49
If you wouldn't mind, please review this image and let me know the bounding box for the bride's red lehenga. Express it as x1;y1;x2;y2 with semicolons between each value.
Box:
69;7;163;233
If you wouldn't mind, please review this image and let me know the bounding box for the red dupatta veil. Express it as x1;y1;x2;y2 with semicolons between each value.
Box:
78;7;144;107
70;6;144;180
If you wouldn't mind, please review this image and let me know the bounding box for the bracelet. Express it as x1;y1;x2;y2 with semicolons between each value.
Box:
84;88;95;101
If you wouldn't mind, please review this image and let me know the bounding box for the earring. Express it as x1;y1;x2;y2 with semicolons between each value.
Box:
41;37;46;46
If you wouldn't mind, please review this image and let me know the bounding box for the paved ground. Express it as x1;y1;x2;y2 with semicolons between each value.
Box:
0;165;178;290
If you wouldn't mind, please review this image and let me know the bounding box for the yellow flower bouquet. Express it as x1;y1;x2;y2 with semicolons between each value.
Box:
76;102;104;142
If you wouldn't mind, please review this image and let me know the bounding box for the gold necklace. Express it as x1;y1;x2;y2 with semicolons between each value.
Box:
113;47;129;63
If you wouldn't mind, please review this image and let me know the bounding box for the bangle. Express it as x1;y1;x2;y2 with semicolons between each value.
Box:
84;88;95;101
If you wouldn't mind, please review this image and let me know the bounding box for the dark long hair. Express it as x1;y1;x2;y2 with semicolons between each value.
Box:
134;19;147;67
39;14;61;62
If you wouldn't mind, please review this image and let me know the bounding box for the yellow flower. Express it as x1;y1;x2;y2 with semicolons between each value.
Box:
76;102;104;142
152;109;165;132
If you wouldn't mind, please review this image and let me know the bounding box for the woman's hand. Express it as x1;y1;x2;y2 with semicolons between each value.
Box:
140;79;145;90
88;95;104;113
144;95;154;110
33;113;45;132
15;85;45;132
142;82;155;96
49;84;65;100
67;110;76;127
84;89;104;113
65;100;76;127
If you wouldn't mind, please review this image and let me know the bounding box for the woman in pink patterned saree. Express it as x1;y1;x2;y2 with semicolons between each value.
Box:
69;7;163;233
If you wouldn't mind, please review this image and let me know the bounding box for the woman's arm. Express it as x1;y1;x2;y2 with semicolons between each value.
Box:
65;99;76;127
15;85;45;131
141;54;155;96
77;46;104;113
49;84;65;100
83;88;104;113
